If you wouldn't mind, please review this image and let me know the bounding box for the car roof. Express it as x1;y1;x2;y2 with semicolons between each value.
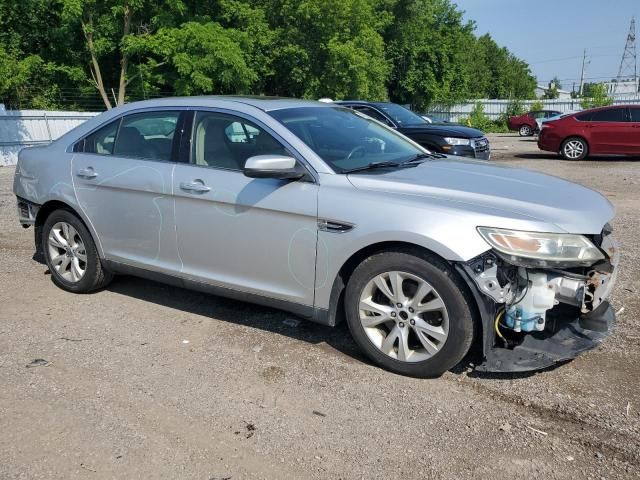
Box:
335;100;394;107
114;95;332;112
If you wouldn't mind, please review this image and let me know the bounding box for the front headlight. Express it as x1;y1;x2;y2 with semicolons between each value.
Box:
477;227;604;265
443;137;470;146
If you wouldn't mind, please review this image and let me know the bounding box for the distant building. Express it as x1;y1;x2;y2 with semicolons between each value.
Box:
604;79;639;97
535;84;572;100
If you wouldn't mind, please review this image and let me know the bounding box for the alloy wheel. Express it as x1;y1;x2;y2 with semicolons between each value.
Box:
358;271;449;362
563;140;585;159
519;125;532;136
47;221;87;283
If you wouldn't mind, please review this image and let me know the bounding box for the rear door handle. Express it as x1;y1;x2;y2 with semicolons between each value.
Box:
180;180;211;193
77;167;97;179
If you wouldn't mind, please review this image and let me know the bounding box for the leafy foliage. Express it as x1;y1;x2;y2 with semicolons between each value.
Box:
581;84;614;109
0;0;538;110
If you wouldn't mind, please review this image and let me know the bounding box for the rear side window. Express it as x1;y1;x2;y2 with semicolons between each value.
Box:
84;120;119;155
114;111;180;161
630;108;640;122
588;108;626;122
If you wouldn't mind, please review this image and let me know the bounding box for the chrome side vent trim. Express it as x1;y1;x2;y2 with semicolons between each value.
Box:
318;219;354;233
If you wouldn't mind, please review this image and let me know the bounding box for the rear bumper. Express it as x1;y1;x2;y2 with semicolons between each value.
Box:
537;130;561;153
477;302;615;373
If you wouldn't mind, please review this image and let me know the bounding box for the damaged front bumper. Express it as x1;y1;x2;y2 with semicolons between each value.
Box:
457;229;619;373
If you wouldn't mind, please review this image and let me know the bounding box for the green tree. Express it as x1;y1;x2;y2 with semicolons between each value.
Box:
581;83;613;109
385;0;476;109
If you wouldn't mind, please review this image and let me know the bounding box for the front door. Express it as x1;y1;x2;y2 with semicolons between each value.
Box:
72;110;184;273
173;110;319;307
585;107;630;154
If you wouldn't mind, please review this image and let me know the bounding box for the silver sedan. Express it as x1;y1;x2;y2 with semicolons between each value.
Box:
13;97;618;377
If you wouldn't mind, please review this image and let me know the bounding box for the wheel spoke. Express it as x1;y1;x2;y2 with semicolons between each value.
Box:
49;229;68;248
413;317;448;343
61;223;71;242
409;281;432;309
75;250;87;263
415;297;444;313
389;271;406;303
396;327;410;361
380;325;400;356
415;329;439;355
71;258;83;282
67;225;78;246
373;275;395;301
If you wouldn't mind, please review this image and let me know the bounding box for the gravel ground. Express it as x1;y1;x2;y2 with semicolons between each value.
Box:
0;134;639;479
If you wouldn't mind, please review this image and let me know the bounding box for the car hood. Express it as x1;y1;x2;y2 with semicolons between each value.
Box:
399;124;485;138
346;158;614;234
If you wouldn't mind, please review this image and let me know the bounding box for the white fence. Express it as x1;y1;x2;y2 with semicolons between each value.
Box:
425;97;640;122
0;110;97;166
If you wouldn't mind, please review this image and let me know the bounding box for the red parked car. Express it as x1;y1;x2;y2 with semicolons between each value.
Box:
508;110;562;136
538;105;640;160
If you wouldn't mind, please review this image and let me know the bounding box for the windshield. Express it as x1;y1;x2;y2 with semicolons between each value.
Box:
269;107;425;172
374;103;428;126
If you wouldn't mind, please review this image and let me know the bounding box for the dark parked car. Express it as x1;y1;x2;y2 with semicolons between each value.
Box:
509;110;562;136
335;101;490;159
538;105;640;160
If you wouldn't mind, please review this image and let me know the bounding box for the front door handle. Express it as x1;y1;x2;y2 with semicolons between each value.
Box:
180;180;211;193
77;167;97;179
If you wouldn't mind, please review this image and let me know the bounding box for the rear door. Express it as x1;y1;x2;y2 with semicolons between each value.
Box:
628;107;640;154
584;107;631;154
72;109;185;273
172;110;319;308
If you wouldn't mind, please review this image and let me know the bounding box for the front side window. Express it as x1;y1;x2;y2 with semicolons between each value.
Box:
269;106;424;172
113;111;180;161
84;120;119;155
192;112;288;170
588;108;626;122
629;108;640;122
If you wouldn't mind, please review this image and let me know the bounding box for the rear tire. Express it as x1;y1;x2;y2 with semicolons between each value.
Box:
519;125;533;136
561;137;588;160
344;250;475;378
42;209;113;293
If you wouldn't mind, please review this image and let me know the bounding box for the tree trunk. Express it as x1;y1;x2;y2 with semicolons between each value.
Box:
117;5;132;106
83;16;112;110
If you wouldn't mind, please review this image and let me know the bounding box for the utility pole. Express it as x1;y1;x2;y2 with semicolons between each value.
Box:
579;49;587;96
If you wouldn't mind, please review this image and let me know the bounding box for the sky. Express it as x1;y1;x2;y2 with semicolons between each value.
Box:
453;0;639;91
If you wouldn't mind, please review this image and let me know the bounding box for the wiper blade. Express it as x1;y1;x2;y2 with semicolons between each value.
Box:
342;161;406;173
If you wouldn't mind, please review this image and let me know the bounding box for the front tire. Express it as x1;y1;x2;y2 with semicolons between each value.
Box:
561;137;588;160
42;209;113;293
344;251;475;378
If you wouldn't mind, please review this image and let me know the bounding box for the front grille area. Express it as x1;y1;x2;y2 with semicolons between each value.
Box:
472;137;490;155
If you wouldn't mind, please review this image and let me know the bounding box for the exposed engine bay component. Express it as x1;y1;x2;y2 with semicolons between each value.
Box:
505;271;556;332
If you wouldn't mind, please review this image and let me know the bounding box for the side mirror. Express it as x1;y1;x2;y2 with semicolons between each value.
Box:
243;155;304;180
